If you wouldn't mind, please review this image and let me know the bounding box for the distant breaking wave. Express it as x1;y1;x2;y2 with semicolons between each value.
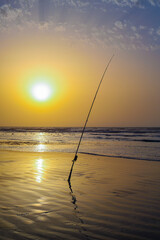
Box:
0;127;160;133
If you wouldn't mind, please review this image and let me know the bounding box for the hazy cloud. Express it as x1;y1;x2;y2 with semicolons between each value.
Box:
157;28;160;36
108;0;160;8
114;21;126;30
0;1;159;51
55;25;66;32
0;4;23;21
131;26;137;31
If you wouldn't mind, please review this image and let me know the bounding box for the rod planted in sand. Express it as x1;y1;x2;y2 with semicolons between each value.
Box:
68;55;114;183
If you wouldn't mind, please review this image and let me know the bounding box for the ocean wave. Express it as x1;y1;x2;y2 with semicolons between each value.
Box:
0;127;73;133
88;135;160;142
0;127;159;161
0;127;160;134
0;140;42;145
134;139;160;143
0;140;75;146
79;152;160;162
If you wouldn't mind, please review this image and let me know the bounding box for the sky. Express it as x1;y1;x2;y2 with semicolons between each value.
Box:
0;0;160;127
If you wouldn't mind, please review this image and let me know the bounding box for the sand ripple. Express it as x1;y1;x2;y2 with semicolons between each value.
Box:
0;151;160;240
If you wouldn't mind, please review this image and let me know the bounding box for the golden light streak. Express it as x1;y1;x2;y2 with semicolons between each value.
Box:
35;158;44;183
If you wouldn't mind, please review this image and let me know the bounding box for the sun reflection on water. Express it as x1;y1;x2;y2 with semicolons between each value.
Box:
35;158;44;183
37;144;46;152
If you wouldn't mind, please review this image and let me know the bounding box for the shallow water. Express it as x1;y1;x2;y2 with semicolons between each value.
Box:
0;151;160;240
0;127;160;161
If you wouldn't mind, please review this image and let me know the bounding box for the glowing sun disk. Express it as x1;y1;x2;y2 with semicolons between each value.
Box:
31;82;52;101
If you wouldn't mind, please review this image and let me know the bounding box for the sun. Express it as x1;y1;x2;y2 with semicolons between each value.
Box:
31;82;52;102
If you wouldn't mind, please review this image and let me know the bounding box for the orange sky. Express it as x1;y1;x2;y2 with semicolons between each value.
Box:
0;1;160;127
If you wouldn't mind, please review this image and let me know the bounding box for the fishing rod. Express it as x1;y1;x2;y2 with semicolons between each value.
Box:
68;55;114;183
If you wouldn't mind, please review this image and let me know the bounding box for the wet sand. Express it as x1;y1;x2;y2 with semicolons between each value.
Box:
0;151;160;240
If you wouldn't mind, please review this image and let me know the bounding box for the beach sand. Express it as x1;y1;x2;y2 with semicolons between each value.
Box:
0;151;160;240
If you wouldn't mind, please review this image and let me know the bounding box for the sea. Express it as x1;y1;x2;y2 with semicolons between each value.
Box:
0;127;160;161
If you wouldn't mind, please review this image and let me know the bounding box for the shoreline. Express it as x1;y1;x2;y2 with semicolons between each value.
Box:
1;149;160;162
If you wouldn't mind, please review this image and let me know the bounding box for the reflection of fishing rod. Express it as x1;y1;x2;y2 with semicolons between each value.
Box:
68;55;114;183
